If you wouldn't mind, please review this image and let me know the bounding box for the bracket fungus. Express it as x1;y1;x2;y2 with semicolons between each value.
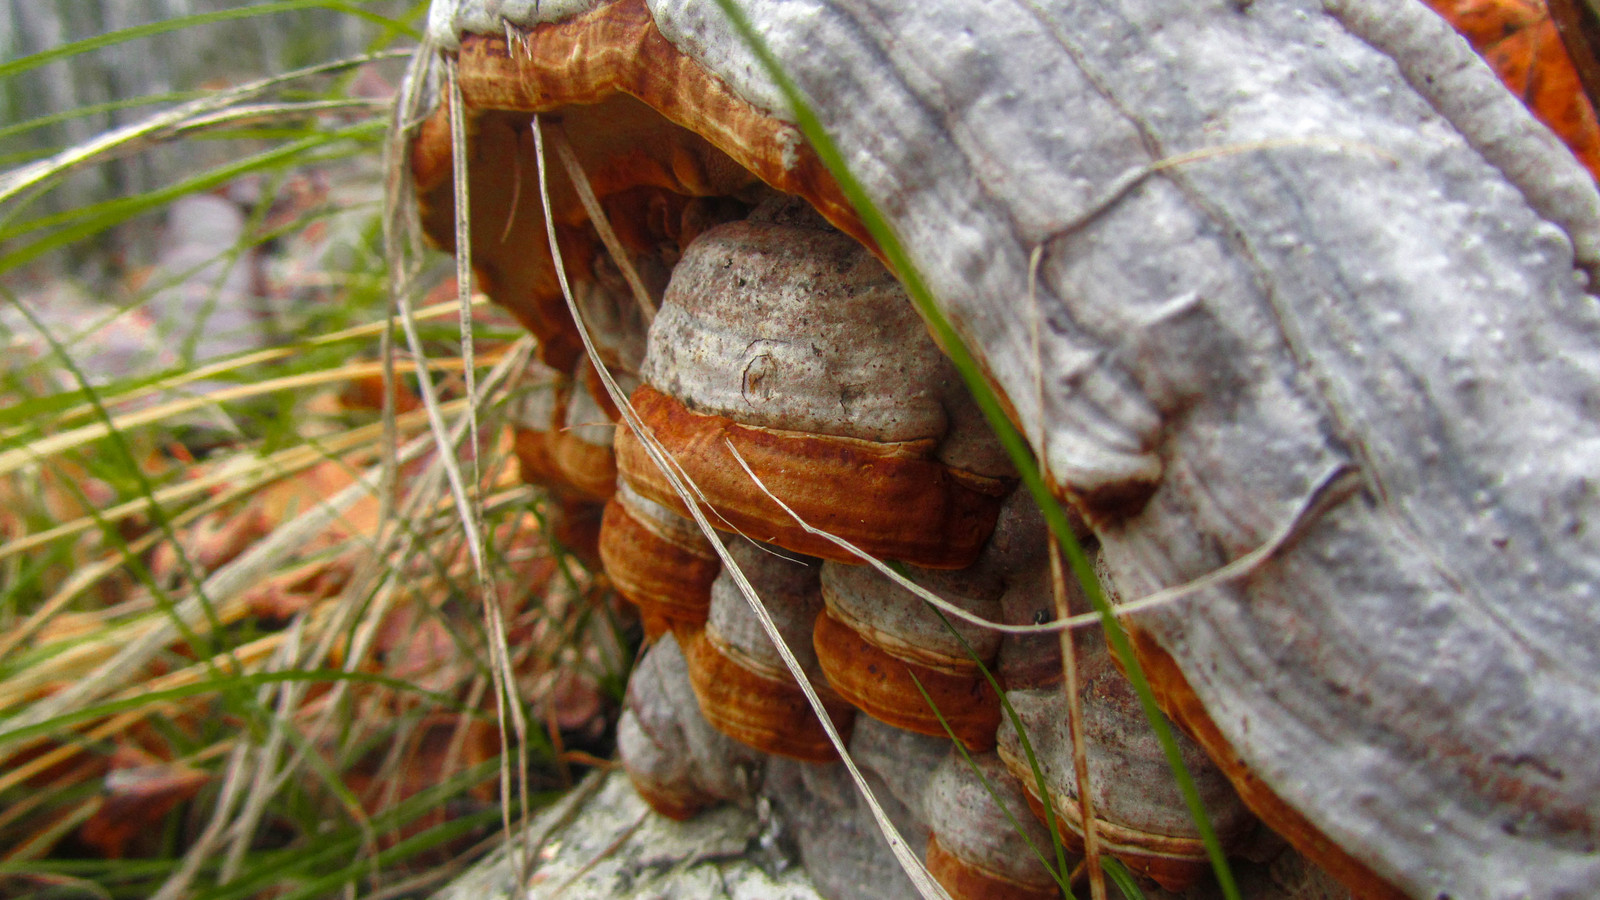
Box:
923;750;1063;900
616;196;1015;568
506;361;615;561
617;630;765;820
681;536;856;762
598;479;720;637
815;559;1007;751
995;590;1256;891
408;1;1600;898
508;360;618;504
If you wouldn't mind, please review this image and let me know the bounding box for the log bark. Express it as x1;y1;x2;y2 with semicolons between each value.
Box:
418;2;1600;897
431;770;826;900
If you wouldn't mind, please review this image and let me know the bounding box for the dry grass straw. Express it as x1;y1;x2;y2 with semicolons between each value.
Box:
0;367;507;563
530;116;952;900
0;397;465;733
0;31;617;897
2;334;580;892
725;444;1354;641
1049;540;1105;899
0;293;483;444
390;41;543;882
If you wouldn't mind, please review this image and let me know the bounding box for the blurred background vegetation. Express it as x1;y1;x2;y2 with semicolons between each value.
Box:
0;4;628;898
1;1;415;278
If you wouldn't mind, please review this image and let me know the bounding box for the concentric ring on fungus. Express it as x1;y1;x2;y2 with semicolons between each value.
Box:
680;536;855;762
598;478;720;638
814;558;1006;750
616;629;764;821
615;198;1016;568
410;1;1600;897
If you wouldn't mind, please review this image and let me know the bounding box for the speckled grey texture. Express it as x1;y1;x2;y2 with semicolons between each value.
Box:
821;559;1007;665
642;215;957;444
923;751;1055;888
619;632;766;810
645;0;789;117
705;538;825;675
431;769;822;900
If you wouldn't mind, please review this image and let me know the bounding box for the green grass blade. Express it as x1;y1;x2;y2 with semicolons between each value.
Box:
907;669;1074;897
0;123;383;277
1102;857;1147;899
0;92;206;145
0;118;383;242
1;291;232;657
189;762;533;900
706;3;1241;896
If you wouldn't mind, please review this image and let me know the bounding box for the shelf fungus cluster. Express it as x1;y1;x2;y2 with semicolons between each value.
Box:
425;131;1325;898
409;2;1600;899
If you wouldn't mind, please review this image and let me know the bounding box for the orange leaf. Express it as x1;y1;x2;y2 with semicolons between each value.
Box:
1424;0;1600;177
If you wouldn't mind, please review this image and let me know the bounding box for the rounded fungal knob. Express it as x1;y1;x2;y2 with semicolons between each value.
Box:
813;560;1006;750
995;617;1256;891
923;750;1064;900
764;755;928;900
617;630;765;821
809;488;1061;751
615;197;1014;568
597;478;720;638
846;715;951;824
508;359;617;504
678;536;855;762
